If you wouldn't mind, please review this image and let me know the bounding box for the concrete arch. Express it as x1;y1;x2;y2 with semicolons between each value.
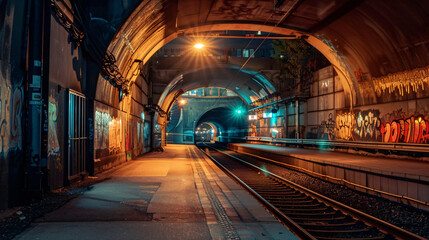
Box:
107;23;358;109
195;107;245;131
157;64;277;114
166;99;246;143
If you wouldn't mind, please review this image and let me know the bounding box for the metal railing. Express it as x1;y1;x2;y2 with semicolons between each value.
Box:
246;136;429;153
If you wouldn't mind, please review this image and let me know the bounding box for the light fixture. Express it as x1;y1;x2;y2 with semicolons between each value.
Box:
179;99;187;106
194;43;204;49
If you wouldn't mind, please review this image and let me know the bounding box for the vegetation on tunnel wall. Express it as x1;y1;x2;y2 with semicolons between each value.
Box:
271;39;330;97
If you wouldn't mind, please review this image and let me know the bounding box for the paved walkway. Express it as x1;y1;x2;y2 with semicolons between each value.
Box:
15;145;296;240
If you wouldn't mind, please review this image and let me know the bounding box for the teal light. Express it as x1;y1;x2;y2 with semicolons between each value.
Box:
237;110;242;114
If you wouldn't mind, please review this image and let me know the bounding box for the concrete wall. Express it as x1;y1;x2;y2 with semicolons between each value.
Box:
94;74;150;173
249;66;429;146
47;7;86;189
0;0;27;209
0;0;153;209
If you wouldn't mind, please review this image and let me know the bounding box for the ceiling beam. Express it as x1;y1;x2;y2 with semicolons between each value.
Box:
310;0;364;32
183;34;298;39
277;0;304;26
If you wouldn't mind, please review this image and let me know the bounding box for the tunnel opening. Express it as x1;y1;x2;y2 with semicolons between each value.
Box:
166;87;247;145
194;122;218;143
195;107;248;144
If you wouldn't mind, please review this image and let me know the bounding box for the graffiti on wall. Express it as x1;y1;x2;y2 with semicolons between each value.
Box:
0;72;23;155
211;1;263;20
331;109;429;144
48;97;60;157
335;112;354;140
381;115;429;144
372;66;429;96
321;113;336;140
108;117;123;153
250;123;257;136
355;110;381;141
95;110;111;150
95;107;126;154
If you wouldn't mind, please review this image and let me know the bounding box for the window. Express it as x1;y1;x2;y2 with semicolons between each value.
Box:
220;88;227;96
227;90;237;96
196;88;204;96
243;49;249;58
237;49;242;57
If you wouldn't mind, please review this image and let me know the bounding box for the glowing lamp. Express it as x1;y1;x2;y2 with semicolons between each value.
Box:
179;99;187;106
194;43;204;49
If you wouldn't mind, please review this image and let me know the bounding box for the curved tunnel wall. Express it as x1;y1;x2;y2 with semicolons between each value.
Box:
166;97;247;144
99;0;429;154
1;0;429;210
104;0;429;107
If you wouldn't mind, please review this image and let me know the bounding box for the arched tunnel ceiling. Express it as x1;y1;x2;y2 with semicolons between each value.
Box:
317;0;429;77
158;65;276;112
99;0;429;106
196;107;246;133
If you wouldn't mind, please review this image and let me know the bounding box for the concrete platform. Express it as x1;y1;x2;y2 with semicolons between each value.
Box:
229;143;429;209
14;145;297;240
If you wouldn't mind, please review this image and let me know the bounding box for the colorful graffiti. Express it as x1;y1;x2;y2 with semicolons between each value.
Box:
250;123;257;136
48;97;60;157
95;108;126;154
0;73;23;154
381;116;429;144
108;117;123;153
321;113;336;140
355;110;381;141
372;66;429;96
95;110;111;150
335;112;354;140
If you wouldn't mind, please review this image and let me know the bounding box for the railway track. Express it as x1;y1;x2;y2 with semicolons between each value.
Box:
197;143;426;240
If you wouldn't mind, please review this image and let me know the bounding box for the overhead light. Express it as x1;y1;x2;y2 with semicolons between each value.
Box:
249;115;257;120
194;43;204;49
263;112;272;118
179;99;187;106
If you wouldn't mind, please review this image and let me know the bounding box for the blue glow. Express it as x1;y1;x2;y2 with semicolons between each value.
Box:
271;116;277;126
141;112;145;121
263;112;272;118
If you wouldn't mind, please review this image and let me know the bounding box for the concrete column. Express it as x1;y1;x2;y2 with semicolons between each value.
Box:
295;100;299;139
26;0;49;199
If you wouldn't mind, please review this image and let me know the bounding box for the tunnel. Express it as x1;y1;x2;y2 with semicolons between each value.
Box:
195;107;248;143
1;0;429;230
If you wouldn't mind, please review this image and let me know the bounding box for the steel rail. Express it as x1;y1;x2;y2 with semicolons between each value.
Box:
200;143;426;240
231;148;429;210
197;145;317;240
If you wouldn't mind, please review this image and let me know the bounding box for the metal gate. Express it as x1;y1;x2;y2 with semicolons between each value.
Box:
66;90;87;181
